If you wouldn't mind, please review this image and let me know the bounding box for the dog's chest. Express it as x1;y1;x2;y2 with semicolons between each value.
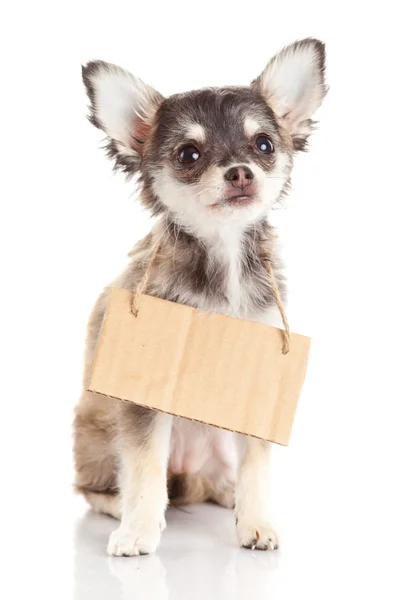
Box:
221;235;244;315
204;232;267;319
159;226;276;320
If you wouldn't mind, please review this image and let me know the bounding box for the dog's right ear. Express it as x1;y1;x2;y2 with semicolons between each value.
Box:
252;39;327;151
82;61;164;176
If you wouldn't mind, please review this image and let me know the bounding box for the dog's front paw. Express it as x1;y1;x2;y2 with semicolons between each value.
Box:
107;520;163;557
236;517;279;551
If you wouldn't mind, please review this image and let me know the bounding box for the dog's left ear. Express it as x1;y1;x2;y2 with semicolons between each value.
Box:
82;60;164;175
252;38;327;150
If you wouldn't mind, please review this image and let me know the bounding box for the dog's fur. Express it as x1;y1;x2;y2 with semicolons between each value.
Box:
74;38;327;556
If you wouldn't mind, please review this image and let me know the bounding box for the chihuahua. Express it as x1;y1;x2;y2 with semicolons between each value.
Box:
74;38;327;556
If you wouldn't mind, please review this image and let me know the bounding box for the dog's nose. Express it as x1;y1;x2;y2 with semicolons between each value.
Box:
224;166;254;189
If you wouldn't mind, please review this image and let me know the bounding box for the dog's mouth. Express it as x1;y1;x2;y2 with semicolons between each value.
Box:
208;192;259;211
222;194;256;207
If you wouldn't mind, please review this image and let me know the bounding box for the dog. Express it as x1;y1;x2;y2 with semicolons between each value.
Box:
74;38;327;556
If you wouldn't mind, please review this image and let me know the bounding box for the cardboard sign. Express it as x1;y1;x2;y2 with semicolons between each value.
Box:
87;288;311;445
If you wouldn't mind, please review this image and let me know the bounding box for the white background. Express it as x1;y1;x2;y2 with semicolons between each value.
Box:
1;1;400;598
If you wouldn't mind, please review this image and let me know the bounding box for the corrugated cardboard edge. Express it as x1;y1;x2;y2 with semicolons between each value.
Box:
86;288;311;446
86;387;289;446
269;335;311;444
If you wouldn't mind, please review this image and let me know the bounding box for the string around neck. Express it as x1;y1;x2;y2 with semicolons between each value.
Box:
131;239;291;354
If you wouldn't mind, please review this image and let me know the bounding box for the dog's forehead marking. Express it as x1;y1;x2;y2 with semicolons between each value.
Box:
244;117;262;138
185;123;206;143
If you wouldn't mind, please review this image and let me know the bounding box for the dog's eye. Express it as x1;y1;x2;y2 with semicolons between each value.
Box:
255;135;274;154
178;145;200;164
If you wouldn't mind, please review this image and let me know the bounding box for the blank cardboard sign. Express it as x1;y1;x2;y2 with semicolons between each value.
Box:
87;288;311;445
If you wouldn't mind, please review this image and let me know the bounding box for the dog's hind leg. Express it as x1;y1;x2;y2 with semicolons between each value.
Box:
82;490;121;520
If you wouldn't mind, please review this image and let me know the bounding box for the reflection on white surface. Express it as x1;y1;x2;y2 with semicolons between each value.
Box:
74;505;279;600
73;490;398;600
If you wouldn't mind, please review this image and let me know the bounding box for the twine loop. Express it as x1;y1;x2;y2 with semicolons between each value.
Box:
131;239;291;354
130;240;161;318
264;259;291;354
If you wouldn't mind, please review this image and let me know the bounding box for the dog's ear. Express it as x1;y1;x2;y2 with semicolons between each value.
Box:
82;60;164;175
252;38;327;151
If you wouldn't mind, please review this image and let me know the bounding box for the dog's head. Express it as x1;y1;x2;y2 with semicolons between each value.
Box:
83;39;326;235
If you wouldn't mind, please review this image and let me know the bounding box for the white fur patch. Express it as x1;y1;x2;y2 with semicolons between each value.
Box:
244;117;261;138
185;122;206;143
